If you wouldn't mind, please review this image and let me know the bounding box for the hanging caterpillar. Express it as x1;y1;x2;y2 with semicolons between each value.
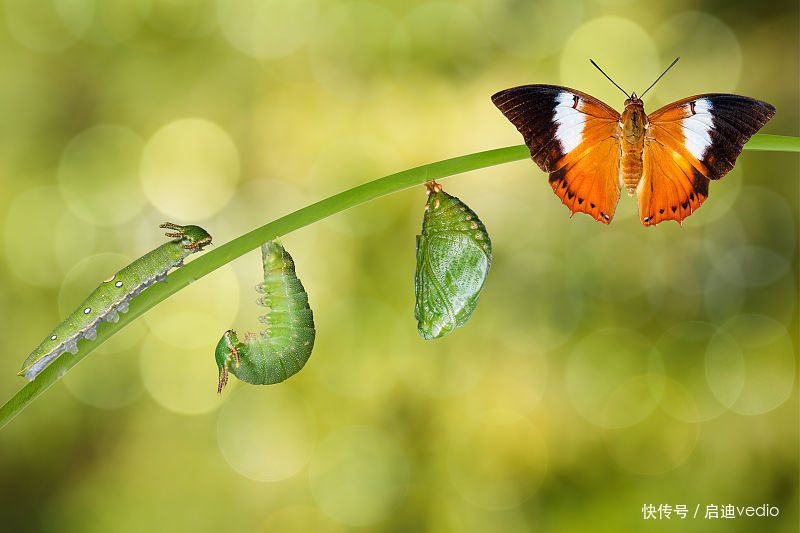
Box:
215;240;315;394
415;180;492;339
19;222;212;381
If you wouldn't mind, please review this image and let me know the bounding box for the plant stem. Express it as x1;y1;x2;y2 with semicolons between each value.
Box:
741;134;800;151
1;135;797;429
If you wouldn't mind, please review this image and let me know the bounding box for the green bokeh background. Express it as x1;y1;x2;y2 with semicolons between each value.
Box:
0;0;797;531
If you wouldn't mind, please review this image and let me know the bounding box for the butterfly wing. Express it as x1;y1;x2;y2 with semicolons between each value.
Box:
492;85;624;223
639;94;776;225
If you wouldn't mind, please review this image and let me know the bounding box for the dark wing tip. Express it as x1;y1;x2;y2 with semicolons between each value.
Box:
747;97;776;124
491;84;566;107
490;88;512;107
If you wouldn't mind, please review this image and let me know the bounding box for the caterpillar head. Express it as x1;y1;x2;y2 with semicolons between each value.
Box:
215;329;242;394
160;222;212;251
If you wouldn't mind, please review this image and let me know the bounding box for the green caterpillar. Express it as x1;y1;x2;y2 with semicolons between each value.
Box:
215;240;315;394
415;180;492;339
19;222;212;381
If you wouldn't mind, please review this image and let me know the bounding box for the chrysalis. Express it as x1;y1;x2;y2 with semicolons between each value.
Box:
19;222;212;381
415;180;492;340
215;240;315;393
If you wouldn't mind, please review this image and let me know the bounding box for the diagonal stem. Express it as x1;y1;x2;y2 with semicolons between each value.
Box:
1;135;798;429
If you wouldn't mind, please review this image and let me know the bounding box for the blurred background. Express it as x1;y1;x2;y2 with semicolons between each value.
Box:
0;0;796;531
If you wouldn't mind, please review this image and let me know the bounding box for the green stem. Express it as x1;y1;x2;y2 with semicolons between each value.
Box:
1;134;798;428
741;134;800;151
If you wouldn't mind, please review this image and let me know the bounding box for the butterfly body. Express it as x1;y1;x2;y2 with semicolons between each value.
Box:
493;83;775;226
620;94;647;194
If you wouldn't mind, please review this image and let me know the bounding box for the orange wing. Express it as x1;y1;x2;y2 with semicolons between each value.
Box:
492;85;624;224
639;94;775;226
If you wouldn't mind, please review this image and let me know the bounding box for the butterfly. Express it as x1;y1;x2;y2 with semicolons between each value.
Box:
491;58;776;226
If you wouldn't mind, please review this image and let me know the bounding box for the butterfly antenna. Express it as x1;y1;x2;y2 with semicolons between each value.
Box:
589;59;630;98
640;57;680;98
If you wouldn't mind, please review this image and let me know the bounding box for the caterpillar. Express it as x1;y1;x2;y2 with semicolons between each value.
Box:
415;180;492;339
19;222;212;381
215;240;315;394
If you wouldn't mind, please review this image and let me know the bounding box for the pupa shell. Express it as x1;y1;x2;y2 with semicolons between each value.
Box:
414;181;492;340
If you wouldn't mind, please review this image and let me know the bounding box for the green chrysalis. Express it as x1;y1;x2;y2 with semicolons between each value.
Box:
18;222;212;381
415;180;492;339
215;240;315;393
